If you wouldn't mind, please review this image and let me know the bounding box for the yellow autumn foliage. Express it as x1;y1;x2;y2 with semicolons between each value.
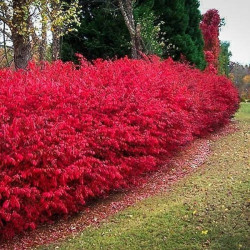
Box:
242;75;250;84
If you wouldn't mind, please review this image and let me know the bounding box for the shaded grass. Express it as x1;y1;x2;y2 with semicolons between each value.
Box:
40;104;250;250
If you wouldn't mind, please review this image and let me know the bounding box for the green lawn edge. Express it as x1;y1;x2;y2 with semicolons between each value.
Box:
39;103;250;250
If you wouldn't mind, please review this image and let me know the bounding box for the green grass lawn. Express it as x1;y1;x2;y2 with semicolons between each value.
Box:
235;102;250;121
40;103;250;250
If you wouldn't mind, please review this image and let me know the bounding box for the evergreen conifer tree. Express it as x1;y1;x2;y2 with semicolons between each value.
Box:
153;0;206;69
62;0;206;70
62;1;130;61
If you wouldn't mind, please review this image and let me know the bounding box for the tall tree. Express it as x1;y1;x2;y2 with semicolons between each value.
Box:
39;0;48;61
229;62;250;100
62;1;130;61
151;0;206;69
0;13;13;67
242;74;250;84
38;0;81;61
134;0;163;56
62;0;205;67
218;41;231;77
0;0;80;69
118;0;143;59
200;9;221;73
185;0;206;69
0;0;32;69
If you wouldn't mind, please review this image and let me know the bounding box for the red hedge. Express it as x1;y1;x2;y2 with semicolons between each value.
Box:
0;57;239;239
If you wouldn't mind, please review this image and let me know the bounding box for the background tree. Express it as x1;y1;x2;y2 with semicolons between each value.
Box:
62;0;130;62
47;0;81;60
200;9;221;72
62;0;164;61
134;0;163;56
62;0;205;68
242;74;250;84
229;62;250;100
0;0;32;69
62;0;130;61
38;0;48;61
218;41;231;77
118;0;143;59
185;0;206;68
151;0;206;69
0;0;80;69
0;15;13;67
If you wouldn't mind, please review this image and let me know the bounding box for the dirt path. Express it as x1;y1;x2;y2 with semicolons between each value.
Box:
0;122;237;250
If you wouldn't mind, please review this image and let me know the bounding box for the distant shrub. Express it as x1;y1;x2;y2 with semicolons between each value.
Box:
0;56;239;239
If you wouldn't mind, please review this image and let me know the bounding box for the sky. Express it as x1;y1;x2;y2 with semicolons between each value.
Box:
199;0;250;65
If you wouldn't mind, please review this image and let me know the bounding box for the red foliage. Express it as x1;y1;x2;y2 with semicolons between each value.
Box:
0;57;239;239
200;9;221;73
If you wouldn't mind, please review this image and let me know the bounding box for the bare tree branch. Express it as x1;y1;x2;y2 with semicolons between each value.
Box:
3;21;10;66
0;15;11;27
0;1;12;25
118;0;135;36
0;44;13;49
118;0;143;58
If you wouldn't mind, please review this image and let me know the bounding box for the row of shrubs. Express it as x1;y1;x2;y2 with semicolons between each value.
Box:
0;56;239;239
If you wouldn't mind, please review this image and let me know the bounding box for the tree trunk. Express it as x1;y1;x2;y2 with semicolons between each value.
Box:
118;0;142;59
3;21;10;67
129;24;143;59
12;34;31;69
39;21;47;61
12;0;31;69
51;0;61;61
134;23;143;58
131;36;137;59
52;31;60;61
